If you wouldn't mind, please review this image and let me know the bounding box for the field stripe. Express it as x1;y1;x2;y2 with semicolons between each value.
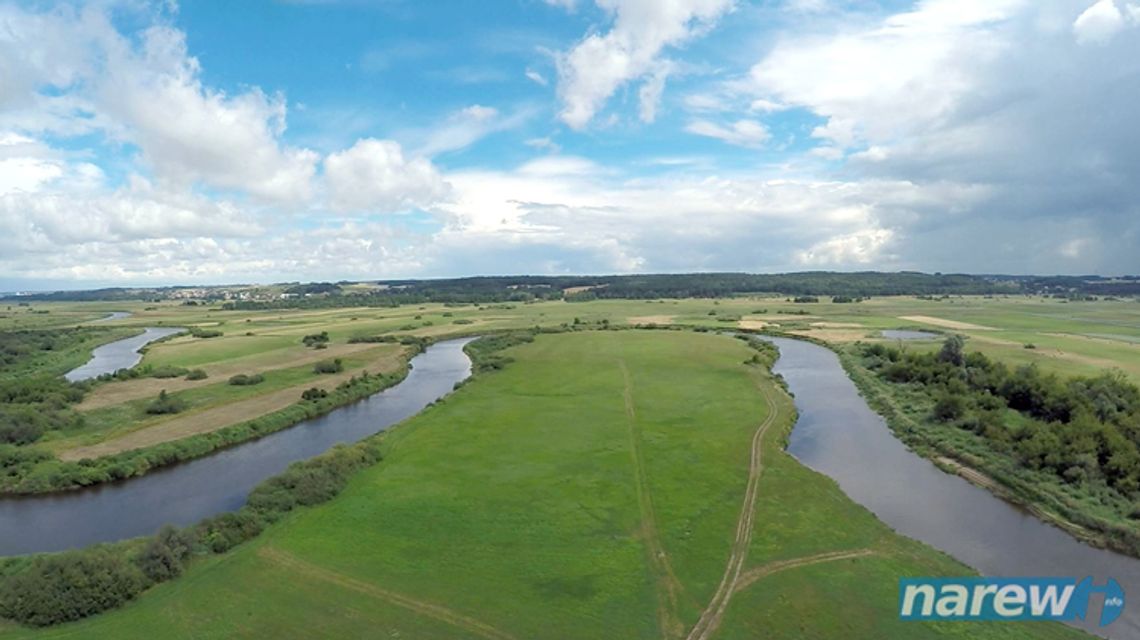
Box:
618;357;686;640
684;378;779;640
257;547;517;640
734;548;877;593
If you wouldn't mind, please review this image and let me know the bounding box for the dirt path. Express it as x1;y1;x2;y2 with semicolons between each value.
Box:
734;548;876;593
619;358;687;640
59;349;405;460
684;379;779;640
258;547;516;640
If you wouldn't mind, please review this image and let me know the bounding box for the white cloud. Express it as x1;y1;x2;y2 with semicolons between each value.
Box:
543;0;578;11
324;139;449;212
1073;0;1140;44
685;119;769;147
98;27;319;203
556;0;734;129
0;5;319;204
414;104;531;157
524;136;561;152
525;68;549;86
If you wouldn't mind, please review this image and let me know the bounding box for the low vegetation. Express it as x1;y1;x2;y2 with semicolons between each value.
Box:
227;373;265;386
312;359;343;374
144;390;187;415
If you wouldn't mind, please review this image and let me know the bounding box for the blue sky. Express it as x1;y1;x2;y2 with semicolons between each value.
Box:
1;0;1139;289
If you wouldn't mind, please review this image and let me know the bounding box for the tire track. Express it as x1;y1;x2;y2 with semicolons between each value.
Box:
618;358;686;640
257;547;516;640
684;379;779;640
733;548;877;593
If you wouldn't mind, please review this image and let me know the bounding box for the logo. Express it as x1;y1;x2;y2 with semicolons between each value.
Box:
899;577;1125;627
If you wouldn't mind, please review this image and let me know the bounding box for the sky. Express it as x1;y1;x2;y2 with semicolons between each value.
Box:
1;0;1138;290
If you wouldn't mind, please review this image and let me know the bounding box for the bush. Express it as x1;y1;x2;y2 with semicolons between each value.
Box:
185;369;208;380
228;373;265;386
188;327;223;339
452;318;474;325
135;525;195;582
932;393;966;422
302;332;329;348
0;406;48;444
150;365;188;379
313;359;343;374
0;548;147;626
145;390;187;415
301;387;328;401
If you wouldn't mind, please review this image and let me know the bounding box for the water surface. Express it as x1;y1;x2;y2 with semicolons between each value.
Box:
763;336;1140;638
65;327;184;382
1;337;475;555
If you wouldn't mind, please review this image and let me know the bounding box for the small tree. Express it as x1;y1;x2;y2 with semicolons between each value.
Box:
937;335;966;367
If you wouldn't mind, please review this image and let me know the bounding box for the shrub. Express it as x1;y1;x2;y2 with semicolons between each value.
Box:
145;390;187;415
452;318;474;325
135;525;195;582
228;374;265;386
0;548;147;627
185;369;208;380
188;327;223;339
301;332;329;348
313;359;343;374
150;365;188;379
301;387;328;401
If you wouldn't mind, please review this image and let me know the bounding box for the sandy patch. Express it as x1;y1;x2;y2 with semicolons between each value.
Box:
628;315;675;325
737;320;771;331
789;329;870;343
61;347;407;461
898;315;997;331
79;342;382;411
810;321;863;328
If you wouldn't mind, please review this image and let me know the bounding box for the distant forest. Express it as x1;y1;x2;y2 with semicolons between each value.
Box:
7;272;1140;307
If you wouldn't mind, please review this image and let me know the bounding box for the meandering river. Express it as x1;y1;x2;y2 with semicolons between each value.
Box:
0;337;475;556
65;326;184;382
763;336;1140;638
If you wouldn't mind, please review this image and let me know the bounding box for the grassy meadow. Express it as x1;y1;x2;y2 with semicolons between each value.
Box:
0;331;1087;639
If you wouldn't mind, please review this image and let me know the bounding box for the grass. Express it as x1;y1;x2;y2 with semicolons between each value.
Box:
0;331;1088;639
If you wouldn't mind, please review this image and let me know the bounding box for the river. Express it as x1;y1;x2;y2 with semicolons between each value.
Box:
762;336;1140;638
65;326;185;382
0;337;475;556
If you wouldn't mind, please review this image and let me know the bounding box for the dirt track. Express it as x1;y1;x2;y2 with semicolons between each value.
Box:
619;358;687;639
259;547;516;640
684;379;779;640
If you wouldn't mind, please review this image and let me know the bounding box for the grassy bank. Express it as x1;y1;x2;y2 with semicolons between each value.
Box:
0;331;1087;639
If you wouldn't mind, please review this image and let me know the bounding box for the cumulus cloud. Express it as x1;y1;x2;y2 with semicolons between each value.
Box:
0;4;318;204
556;0;734;129
324;139;449;212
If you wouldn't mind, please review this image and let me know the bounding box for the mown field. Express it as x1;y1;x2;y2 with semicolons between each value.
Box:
0;331;1087;639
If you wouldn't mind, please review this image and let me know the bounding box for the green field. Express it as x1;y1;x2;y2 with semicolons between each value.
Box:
0;331;1086;639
